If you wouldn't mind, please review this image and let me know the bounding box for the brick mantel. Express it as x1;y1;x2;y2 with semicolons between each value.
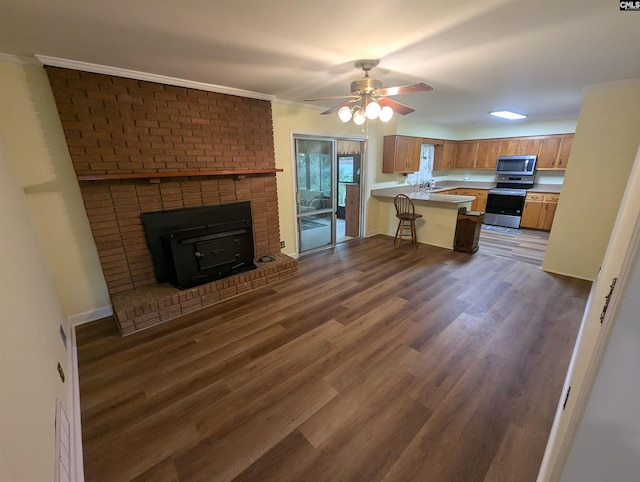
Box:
46;67;296;334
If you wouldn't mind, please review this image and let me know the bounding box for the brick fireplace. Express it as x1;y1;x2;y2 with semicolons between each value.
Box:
46;67;297;335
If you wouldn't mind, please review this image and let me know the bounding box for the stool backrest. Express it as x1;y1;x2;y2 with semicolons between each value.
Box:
394;194;415;216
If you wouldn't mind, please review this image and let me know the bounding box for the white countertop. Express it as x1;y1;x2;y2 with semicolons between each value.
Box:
371;186;475;204
429;181;563;194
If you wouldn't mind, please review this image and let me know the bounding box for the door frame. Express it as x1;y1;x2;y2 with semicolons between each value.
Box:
290;132;366;256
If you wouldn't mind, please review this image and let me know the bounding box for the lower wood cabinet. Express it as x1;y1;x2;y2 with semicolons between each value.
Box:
457;188;488;212
438;188;488;212
521;192;559;231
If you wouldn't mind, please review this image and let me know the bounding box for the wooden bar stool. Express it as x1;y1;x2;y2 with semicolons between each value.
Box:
394;194;422;248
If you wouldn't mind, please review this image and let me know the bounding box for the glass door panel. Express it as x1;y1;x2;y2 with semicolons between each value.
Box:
295;138;335;253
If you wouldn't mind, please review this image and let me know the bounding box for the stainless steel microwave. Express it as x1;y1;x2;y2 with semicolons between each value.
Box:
495;155;537;175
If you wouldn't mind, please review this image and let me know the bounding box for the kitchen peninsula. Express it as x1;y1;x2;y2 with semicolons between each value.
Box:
371;186;475;249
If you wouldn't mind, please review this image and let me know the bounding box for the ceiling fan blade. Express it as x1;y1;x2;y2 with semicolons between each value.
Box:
377;83;433;96
304;94;360;102
378;98;415;115
321;99;360;115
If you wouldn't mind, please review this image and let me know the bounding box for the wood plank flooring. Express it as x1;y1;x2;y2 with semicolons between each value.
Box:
76;234;589;482
479;227;550;266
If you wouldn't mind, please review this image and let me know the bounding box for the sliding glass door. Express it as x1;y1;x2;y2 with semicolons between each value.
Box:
295;137;335;252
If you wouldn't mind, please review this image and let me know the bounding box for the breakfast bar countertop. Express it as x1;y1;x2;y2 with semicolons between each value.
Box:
370;186;475;204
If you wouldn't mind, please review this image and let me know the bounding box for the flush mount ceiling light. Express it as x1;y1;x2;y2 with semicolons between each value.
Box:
305;59;433;125
490;110;527;120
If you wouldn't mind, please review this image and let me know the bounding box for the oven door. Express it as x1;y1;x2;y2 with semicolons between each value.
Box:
484;189;527;228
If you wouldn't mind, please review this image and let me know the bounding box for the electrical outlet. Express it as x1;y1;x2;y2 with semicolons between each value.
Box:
280;240;285;248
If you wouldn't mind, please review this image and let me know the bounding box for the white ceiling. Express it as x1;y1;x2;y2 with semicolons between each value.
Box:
1;0;639;128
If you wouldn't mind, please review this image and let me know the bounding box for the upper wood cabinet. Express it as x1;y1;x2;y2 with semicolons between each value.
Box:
537;137;563;168
555;136;573;169
455;141;479;169
499;139;520;156
516;138;542;156
476;141;501;169
382;136;422;173
381;133;573;173
434;140;458;170
442;140;458;170
537;134;574;169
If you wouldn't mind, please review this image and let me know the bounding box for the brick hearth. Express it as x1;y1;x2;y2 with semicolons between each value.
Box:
46;67;297;335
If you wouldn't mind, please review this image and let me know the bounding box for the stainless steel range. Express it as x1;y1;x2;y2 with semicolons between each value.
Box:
484;155;537;228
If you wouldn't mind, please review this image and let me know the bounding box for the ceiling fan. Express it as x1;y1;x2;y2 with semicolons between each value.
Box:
305;59;433;124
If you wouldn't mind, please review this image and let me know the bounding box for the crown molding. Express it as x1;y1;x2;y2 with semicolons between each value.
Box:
36;55;276;101
0;53;41;65
272;97;326;111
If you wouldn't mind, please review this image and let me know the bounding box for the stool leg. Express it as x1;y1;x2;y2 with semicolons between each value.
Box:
394;220;402;246
411;220;418;248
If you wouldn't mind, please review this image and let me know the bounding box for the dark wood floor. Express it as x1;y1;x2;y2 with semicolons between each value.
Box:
77;234;589;482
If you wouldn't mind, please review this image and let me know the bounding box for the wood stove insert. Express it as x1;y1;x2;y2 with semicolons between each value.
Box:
142;201;256;290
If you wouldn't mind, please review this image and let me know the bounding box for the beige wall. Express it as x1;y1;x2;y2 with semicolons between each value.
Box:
543;79;640;281
0;110;70;481
0;58;110;319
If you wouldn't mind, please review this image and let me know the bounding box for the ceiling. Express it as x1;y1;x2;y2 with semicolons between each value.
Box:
1;0;639;128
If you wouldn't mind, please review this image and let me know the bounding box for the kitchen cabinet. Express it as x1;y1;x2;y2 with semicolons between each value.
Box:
442;188;487;212
516;137;542;156
455;141;479;169
499;139;520;156
382;135;422;173
476;141;501;169
383;133;573;173
521;192;560;230
539;199;558;231
434;140;458;170
555;135;573;169
457;188;488;212
537;135;573;169
537;137;562;168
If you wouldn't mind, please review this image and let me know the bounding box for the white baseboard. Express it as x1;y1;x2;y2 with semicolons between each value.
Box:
69;326;84;482
66;306;110;480
68;305;113;327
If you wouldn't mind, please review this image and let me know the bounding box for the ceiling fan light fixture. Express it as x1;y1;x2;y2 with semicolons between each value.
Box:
312;59;433;124
379;105;394;122
338;105;353;122
353;108;367;125
365;101;381;120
